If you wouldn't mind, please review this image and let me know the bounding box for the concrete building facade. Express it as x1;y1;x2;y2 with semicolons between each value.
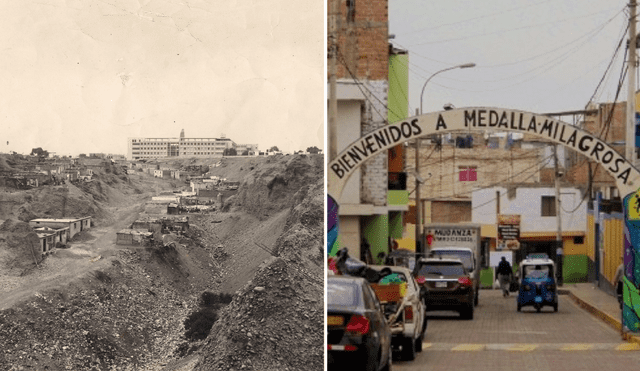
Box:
330;0;407;263
127;131;256;160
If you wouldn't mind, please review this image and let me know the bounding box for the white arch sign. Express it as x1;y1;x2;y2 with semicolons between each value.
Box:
328;107;640;198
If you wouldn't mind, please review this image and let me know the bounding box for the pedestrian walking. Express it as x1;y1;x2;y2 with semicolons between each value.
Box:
496;257;513;297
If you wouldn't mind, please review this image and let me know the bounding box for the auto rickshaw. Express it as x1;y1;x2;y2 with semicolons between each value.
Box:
516;257;558;312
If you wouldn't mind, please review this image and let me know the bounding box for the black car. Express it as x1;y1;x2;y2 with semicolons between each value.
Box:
327;275;392;371
413;257;475;319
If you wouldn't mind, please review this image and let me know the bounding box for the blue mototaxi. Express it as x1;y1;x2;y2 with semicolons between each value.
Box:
516;258;558;313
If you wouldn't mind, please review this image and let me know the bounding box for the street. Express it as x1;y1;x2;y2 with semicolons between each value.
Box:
393;289;640;371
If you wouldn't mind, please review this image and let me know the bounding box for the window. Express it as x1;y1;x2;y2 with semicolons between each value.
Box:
458;166;477;181
541;196;556;216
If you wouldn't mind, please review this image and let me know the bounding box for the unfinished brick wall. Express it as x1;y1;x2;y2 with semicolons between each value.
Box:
330;0;390;206
406;144;544;200
331;0;389;81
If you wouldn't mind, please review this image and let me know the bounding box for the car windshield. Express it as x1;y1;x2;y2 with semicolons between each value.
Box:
417;263;465;276
430;250;472;271
327;280;361;307
523;265;552;279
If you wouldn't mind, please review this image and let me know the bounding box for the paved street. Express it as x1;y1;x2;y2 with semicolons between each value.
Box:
393;289;640;371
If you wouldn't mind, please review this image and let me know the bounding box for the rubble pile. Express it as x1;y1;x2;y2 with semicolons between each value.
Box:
193;156;324;371
233;155;323;219
0;220;43;272
0;249;194;371
0;154;324;371
193;258;324;371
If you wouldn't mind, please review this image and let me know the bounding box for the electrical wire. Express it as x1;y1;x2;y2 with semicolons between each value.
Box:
397;0;556;36
407;8;623;47
424;155;555;220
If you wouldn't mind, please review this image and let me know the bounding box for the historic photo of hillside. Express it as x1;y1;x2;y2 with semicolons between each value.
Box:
0;1;324;370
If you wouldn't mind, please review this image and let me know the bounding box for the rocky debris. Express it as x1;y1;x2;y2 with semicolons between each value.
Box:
193;158;324;371
0;219;43;272
233;155;323;220
0;154;324;371
193;258;324;371
0;250;194;371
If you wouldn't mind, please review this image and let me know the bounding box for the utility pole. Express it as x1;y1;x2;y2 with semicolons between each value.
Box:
415;108;422;256
553;144;564;286
627;0;637;166
328;0;338;162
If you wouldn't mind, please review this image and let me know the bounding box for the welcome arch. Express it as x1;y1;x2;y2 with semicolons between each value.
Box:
328;107;640;332
328;107;640;198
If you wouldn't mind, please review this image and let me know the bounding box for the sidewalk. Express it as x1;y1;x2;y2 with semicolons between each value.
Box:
561;282;640;344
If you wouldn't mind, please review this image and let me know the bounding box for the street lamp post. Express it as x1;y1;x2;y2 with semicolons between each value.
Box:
415;63;475;257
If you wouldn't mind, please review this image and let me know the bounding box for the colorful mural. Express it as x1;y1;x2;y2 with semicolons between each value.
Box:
327;194;340;257
622;190;640;332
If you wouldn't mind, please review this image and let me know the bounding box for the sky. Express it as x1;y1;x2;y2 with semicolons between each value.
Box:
0;0;324;157
389;0;631;121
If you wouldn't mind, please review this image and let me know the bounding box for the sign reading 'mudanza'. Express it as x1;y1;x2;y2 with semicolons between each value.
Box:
329;108;633;187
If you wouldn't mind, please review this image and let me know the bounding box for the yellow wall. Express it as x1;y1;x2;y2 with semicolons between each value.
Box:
603;216;624;284
586;213;624;285
564;235;587;256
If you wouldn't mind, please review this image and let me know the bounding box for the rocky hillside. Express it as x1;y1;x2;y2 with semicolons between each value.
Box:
193;156;324;371
0;154;324;371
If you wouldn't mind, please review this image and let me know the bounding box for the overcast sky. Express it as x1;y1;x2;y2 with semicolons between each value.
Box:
390;0;630;121
0;0;323;156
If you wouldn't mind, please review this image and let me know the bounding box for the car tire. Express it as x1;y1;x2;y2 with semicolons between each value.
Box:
366;350;380;371
402;336;416;361
517;303;521;312
415;335;423;353
474;291;479;307
553;303;558;312
461;304;474;320
380;349;392;371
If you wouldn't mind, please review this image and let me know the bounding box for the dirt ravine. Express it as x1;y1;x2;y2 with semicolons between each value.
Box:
0;201;145;311
0;154;324;371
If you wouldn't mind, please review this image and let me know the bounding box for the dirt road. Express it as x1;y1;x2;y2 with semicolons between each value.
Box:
0;201;147;311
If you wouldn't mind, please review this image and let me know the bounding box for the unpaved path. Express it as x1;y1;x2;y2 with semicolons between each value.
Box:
0;202;146;311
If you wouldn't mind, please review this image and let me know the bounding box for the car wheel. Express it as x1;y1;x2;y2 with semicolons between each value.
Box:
380;348;392;371
366;350;380;371
474;291;479;307
415;335;423;353
402;336;416;361
553;303;558;312
517;303;521;312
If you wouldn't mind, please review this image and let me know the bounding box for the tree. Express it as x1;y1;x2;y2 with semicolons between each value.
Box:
306;146;320;154
223;148;237;156
269;146;280;152
30;147;49;158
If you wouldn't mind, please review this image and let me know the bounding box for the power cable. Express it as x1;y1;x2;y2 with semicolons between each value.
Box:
408;8;623;47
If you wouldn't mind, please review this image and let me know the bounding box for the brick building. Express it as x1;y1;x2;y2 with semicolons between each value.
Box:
329;0;411;263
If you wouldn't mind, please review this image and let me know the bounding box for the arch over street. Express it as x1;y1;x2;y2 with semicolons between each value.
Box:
328;107;640;199
327;107;640;333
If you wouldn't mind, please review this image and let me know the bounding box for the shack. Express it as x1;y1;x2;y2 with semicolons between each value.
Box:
116;229;153;246
29;217;92;239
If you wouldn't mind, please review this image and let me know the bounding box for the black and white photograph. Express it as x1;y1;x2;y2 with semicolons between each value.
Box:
0;1;324;370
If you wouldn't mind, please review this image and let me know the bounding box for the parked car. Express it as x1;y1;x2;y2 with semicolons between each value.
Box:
413;257;475;319
368;265;426;361
327;275;392;371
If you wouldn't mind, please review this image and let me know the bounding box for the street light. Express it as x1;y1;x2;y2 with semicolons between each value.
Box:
414;63;475;257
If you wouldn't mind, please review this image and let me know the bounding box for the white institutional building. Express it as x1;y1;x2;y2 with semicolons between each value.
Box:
127;130;258;160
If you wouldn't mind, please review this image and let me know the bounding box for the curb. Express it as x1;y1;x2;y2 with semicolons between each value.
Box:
567;290;640;345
